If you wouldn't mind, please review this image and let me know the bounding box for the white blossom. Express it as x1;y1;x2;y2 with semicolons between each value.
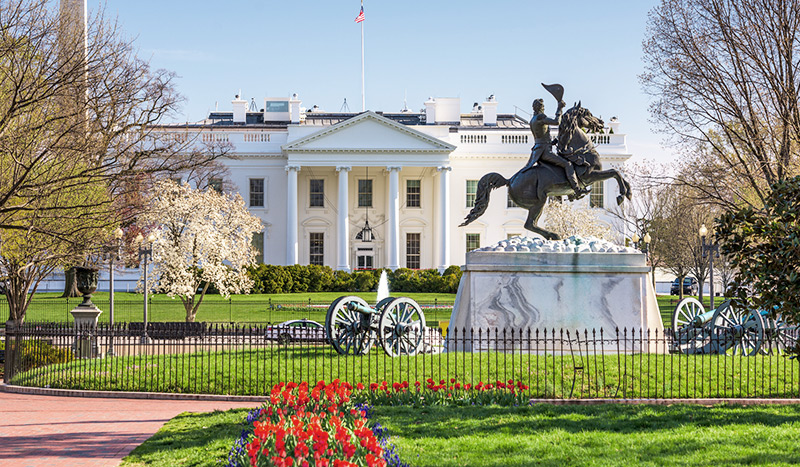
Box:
139;180;263;321
542;199;612;241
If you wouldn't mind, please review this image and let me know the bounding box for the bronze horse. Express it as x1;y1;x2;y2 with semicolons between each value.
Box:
460;104;631;240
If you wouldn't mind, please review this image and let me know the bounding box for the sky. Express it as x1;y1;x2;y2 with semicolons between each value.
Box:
96;0;673;164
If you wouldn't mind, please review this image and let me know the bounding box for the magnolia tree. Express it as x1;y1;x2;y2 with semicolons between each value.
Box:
542;199;612;241
141;180;263;322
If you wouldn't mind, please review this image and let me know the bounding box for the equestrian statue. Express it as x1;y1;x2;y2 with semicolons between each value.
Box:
460;83;631;240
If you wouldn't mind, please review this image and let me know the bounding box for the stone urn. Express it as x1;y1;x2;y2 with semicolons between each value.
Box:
75;266;99;308
71;267;103;337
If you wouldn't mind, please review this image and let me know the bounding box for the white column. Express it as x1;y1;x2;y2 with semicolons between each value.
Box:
285;165;300;265
336;166;352;272
437;166;452;272
387;166;401;270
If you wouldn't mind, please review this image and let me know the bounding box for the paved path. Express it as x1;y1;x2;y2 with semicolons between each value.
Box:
0;392;258;467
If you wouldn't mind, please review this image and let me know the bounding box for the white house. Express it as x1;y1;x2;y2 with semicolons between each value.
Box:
161;93;632;272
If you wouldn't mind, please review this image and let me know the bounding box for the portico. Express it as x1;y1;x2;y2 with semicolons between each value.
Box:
282;111;455;271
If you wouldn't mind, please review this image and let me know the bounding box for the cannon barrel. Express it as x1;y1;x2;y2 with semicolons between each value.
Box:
691;308;717;327
346;301;376;315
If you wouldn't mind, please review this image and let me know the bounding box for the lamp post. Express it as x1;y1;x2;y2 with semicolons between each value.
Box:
106;227;124;356
631;232;652;259
135;232;156;344
699;224;720;309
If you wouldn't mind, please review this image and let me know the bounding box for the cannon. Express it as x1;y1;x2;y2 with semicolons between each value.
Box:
324;296;427;357
671;297;798;355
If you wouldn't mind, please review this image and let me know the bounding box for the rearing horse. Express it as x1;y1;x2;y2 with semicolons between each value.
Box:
460;104;631;240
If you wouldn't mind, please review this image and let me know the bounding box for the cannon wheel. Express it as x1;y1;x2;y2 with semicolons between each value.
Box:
378;297;426;357
711;301;765;356
764;315;799;355
670;297;708;353
671;297;706;330
325;296;375;355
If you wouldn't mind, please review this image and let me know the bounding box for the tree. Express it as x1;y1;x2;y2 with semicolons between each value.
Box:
0;1;227;323
716;176;800;326
542;198;612;241
606;161;672;283
642;0;800;210
140;180;263;322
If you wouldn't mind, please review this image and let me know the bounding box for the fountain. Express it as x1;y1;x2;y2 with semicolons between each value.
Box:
375;270;390;303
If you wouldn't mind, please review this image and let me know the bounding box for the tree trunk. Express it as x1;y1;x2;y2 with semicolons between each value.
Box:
60;267;81;298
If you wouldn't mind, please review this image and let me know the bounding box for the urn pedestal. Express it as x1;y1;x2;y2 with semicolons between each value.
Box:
69;267;103;358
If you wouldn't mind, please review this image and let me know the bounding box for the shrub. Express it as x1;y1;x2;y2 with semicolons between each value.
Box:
6;339;73;374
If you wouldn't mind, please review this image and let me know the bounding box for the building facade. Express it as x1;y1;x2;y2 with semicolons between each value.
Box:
163;94;632;271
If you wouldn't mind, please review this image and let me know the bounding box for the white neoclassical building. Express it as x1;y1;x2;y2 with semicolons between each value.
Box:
162;93;632;272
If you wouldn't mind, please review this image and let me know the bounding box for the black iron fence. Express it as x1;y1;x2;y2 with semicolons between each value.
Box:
0;298;455;325
3;322;799;399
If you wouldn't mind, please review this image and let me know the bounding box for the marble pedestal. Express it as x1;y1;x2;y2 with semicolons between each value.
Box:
446;238;663;353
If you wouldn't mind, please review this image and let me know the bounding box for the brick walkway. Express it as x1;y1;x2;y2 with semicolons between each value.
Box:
0;391;258;467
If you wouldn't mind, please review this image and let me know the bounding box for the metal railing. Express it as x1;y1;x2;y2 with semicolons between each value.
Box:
3;322;799;399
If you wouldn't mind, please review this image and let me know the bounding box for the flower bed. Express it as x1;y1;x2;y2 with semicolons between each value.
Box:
227;378;532;466
227;380;390;467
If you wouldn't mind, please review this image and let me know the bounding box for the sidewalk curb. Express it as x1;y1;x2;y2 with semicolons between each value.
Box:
2;383;799;405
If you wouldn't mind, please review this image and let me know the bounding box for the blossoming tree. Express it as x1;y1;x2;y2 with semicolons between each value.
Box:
542;198;612;241
141;180;263;322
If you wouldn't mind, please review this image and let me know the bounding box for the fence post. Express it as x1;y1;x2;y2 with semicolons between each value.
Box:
229;298;232;324
4;320;15;384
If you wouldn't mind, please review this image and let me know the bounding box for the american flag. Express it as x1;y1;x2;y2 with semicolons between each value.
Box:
354;6;365;23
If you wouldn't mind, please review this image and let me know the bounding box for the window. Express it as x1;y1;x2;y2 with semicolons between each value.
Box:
406;233;421;269
466;233;481;254
251;232;264;264
309;232;324;265
209;178;223;193
249;179;264;207
171;177;182;186
590;181;604;208
310;179;324;207
358;179;372;207
466;180;478;208
406;180;421;208
507;192;519;208
507;233;520;240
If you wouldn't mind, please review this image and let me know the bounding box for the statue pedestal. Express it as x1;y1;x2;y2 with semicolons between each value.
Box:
446;237;663;353
70;306;102;358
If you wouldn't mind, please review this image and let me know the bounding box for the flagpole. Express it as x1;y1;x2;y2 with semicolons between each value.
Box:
361;0;365;111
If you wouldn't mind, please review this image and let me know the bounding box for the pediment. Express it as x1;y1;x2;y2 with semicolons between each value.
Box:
283;111;455;154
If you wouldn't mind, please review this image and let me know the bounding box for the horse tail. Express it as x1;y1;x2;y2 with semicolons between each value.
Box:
459;172;508;227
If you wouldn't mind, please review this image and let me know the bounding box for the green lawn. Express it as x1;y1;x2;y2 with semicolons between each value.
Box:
376;404;800;467
120;408;252;467
7;292;714;328
2;292;458;324
14;345;800;399
119;404;800;467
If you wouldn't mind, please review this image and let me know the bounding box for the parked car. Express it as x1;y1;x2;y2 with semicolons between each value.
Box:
265;319;328;344
671;277;699;295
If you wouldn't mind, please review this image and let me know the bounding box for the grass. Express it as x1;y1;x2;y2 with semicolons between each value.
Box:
119;404;800;466
375;404;800;466
14;345;800;399
2;292;458;324
8;292;715;328
119;408;252;467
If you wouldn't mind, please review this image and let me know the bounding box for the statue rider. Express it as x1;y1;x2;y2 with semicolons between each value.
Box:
523;98;591;199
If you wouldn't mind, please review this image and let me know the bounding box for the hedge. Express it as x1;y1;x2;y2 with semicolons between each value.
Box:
246;265;461;294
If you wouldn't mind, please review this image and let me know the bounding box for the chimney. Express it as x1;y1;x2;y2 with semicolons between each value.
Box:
289;93;302;124
424;97;436;124
608;117;621;134
482;94;497;126
232;93;247;123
